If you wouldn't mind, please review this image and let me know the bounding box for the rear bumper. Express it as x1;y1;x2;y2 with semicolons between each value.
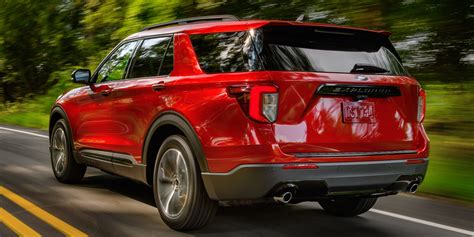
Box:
201;158;428;200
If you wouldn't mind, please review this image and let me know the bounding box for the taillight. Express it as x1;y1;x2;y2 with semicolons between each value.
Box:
227;84;279;123
262;93;278;122
417;89;426;123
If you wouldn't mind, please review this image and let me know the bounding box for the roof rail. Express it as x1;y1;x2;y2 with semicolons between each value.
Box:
141;15;239;31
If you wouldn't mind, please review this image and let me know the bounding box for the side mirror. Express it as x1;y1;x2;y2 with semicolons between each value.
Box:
71;69;91;85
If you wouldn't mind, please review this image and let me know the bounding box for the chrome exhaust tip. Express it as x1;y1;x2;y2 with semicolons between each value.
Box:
274;191;293;204
408;183;419;193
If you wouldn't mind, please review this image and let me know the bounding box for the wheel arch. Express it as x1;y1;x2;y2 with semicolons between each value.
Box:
49;105;74;142
143;111;209;185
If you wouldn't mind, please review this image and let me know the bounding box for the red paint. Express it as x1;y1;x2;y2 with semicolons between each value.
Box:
171;33;203;76
55;19;429;173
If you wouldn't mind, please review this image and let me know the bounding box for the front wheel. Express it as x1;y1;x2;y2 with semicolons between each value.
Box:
319;197;377;217
50;119;86;183
153;135;217;230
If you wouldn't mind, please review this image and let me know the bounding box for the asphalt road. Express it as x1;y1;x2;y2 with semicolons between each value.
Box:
0;124;473;237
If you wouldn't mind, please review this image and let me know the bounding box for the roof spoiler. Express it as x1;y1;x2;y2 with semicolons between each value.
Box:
141;15;239;31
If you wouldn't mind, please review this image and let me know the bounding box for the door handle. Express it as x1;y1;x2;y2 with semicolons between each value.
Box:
100;89;113;96
90;84;113;96
152;81;166;91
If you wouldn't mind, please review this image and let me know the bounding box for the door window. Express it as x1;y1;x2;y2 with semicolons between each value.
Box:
96;41;138;83
128;37;173;78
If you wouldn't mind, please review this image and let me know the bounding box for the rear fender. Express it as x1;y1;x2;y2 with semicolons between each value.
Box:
142;111;209;173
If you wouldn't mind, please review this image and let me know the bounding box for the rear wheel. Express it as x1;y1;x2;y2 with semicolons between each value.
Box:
153;135;217;230
50;119;86;183
319;197;377;217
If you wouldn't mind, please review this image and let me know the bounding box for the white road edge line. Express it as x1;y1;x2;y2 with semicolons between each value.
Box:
1;126;473;236
0;126;49;139
371;209;474;236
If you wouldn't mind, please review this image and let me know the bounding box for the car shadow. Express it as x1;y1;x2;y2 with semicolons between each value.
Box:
78;171;393;237
192;204;395;237
79;170;156;206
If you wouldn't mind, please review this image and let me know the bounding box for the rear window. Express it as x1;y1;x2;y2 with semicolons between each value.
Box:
190;25;408;76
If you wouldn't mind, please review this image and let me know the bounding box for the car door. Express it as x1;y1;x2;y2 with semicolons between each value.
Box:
110;36;174;172
74;41;139;169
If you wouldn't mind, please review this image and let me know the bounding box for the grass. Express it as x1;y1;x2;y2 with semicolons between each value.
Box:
420;134;474;202
0;70;76;129
0;111;50;129
417;82;474;202
0;77;473;202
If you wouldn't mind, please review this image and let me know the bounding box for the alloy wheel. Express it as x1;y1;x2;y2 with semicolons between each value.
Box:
157;148;190;219
51;127;68;175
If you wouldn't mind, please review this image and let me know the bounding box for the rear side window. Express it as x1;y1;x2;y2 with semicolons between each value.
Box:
189;32;258;73
128;37;172;78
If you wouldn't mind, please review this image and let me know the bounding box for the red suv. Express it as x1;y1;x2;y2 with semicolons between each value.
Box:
49;15;429;230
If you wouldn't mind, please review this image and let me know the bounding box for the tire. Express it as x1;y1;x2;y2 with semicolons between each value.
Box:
319;197;377;217
153;135;217;230
50;119;86;183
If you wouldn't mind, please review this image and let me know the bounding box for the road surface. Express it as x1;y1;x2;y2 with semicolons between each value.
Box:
0;124;473;237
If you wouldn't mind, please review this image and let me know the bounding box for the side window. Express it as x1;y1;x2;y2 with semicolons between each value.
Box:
96;41;138;83
189;32;255;73
128;37;172;78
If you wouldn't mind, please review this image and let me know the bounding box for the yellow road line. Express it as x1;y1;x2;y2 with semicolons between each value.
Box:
0;186;87;237
0;208;41;237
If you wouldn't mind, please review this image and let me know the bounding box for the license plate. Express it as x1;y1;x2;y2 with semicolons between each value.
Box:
342;101;375;123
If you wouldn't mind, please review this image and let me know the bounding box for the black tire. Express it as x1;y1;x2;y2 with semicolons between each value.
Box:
319;197;377;217
50;119;86;183
153;135;218;230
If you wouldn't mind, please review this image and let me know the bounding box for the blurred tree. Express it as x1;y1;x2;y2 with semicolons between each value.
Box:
0;0;472;201
0;0;473;103
0;0;85;101
82;0;127;63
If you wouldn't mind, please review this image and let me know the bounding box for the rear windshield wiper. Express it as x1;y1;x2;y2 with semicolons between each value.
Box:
350;64;389;74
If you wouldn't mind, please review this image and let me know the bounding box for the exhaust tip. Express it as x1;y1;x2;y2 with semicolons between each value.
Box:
409;183;419;193
274;192;293;204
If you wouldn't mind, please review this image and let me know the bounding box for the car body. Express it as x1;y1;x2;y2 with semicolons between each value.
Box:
49;15;429;230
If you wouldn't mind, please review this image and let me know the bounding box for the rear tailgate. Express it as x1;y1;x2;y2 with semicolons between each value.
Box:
253;24;424;156
271;72;422;155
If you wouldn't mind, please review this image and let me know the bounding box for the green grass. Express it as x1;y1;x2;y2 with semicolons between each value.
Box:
0;91;56;129
420;134;474;202
0;70;76;129
0;78;473;201
418;82;474;201
0;98;53;129
0;111;49;129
